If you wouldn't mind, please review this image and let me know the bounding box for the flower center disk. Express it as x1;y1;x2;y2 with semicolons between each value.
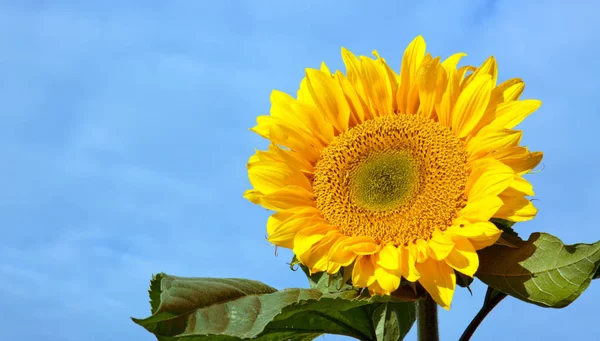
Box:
350;151;419;211
313;114;469;245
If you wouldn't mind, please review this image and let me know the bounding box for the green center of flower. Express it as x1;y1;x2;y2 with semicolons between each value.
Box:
350;151;419;211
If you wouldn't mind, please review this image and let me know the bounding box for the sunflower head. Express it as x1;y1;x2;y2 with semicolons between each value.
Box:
245;36;542;309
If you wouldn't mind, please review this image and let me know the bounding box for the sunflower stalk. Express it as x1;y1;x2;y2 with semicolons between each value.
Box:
458;287;507;341
417;295;439;341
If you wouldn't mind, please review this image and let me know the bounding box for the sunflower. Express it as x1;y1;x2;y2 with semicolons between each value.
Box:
245;36;542;309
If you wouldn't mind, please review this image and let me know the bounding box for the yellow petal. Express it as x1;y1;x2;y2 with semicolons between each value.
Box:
444;238;479;276
374;244;400;270
373;50;400;112
297;76;313;104
267;209;299;236
478;80;525;130
466;159;515;201
452;75;493;138
336;71;369;125
305;69;350;133
269;91;310;130
271;145;314;175
269;123;322;163
418;57;447;119
267;208;322;248
327;262;341;274
469;78;526;135
492;100;542;129
441;53;467;71
427;230;455;260
458;196;504;222
368;280;386;296
268;224;304;248
415;239;429;263
438;67;459;127
458;65;476;83
251;115;275;139
247;153;262;166
353;255;377;287
259;185;315;211
494;78;525;102
416;259;456;310
271;90;334;145
398;35;426;113
400;245;420;282
329;236;360;266
293;224;336;261
251;146;280;164
509;176;535;196
303;231;340;273
446;221;502;250
494;147;543;175
374;266;401;293
360;56;394;117
341;47;365;95
495;188;538;222
406;81;422;115
320;61;332;74
243;189;262;205
343;236;380;255
330;235;380;265
464;56;498;87
328;236;356;266
248;160;312;194
466;125;522;161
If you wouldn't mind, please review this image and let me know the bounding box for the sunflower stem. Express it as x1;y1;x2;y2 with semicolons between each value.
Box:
458;287;507;341
417;295;439;341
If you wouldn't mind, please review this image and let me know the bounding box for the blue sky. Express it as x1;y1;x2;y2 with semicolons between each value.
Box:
1;0;599;340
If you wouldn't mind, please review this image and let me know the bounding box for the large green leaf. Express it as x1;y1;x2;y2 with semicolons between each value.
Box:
372;302;415;341
133;273;416;341
475;232;600;308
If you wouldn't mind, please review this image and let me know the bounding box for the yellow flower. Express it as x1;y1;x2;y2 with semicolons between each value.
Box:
245;36;542;309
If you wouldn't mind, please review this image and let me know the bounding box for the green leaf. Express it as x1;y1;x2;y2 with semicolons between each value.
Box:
475;232;600;308
149;273;163;314
133;275;278;338
150;332;321;341
372;302;415;341
133;273;416;341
